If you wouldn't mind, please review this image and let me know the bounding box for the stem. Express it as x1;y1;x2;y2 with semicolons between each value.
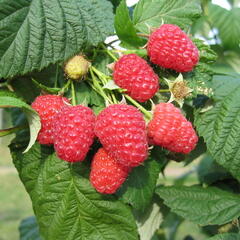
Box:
89;68;113;104
0;125;27;137
110;92;118;104
159;89;170;93
124;94;152;120
88;82;113;104
59;79;71;94
137;33;150;38
101;44;118;61
90;66;117;104
91;66;109;84
71;81;77;106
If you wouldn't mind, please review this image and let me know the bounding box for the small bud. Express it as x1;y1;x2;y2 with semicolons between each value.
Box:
64;55;90;81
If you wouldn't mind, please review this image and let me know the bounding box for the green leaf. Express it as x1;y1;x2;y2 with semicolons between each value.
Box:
207;233;240;240
194;75;240;181
11;64;66;103
74;82;91;105
115;0;146;48
93;54;113;76
156;186;240;226
133;0;201;34
19;216;41;240
0;0;114;78
11;77;41;103
208;4;240;50
117;147;166;211
89;89;105;115
10;141;138;240
31;64;66;88
193;39;217;64
0;90;40;153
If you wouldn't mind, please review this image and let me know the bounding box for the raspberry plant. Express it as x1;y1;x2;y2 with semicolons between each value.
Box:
0;0;240;239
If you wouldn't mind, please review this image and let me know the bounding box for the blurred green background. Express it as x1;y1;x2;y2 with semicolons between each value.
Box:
0;111;33;240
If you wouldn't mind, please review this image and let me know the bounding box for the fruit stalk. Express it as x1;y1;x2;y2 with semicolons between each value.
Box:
89;68;114;104
71;81;77;106
90;66;152;120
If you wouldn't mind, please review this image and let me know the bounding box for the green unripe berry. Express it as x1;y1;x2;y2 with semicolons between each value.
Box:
64;55;90;80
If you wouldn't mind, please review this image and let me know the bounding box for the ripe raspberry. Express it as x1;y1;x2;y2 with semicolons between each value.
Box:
147;24;199;72
113;54;159;102
90;148;130;194
95;104;148;167
53;105;95;162
64;55;90;80
31;95;69;145
148;103;198;154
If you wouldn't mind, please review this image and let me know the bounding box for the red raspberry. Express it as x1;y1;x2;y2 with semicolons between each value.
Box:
113;54;159;102
95;104;148;167
31;95;69;145
53;105;95;162
148;103;198;154
90;148;130;194
147;24;199;72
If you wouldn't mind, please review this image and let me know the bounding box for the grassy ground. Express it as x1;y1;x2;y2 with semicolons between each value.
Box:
0;136;33;240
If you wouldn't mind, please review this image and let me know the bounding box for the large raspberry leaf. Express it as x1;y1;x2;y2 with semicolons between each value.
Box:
207;233;240;240
0;0;114;79
156;186;240;226
0;90;40;153
10;140;138;240
133;0;201;34
117;147;166;211
194;75;240;181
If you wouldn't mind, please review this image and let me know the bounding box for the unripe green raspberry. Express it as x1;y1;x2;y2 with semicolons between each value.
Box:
64;55;90;80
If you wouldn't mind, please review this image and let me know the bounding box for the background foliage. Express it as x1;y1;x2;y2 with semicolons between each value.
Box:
0;0;240;239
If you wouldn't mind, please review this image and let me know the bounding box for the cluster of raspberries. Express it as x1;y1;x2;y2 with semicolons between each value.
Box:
113;24;199;102
31;24;199;194
32;97;198;194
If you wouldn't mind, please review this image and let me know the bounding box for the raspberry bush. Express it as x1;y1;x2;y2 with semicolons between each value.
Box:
0;0;240;239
